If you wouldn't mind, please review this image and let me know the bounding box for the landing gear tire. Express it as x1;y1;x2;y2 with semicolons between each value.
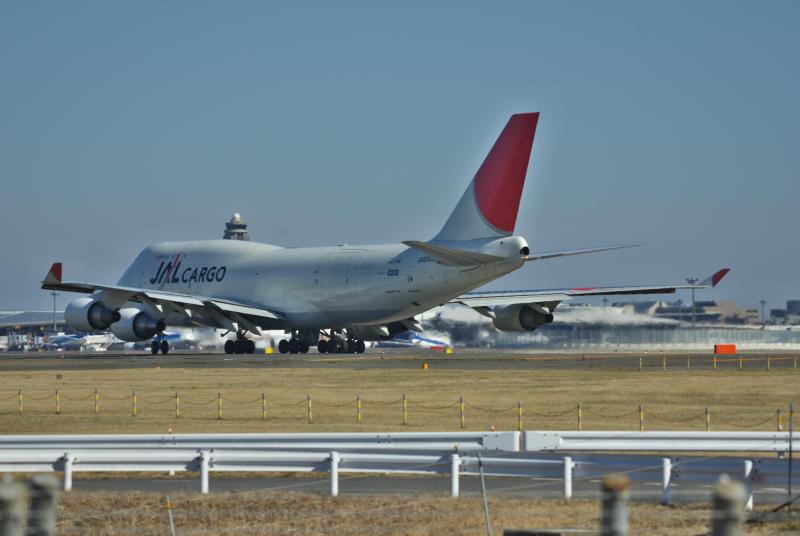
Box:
327;339;339;354
278;339;289;354
355;339;366;354
288;339;300;354
225;340;235;354
300;340;310;353
160;340;170;355
151;341;159;355
246;339;256;354
317;340;328;353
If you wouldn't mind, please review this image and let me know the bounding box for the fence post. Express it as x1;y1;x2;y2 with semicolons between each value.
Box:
132;389;137;417
705;407;711;431
199;450;210;494
450;453;460;498
661;458;672;505
55;389;60;415
17;390;21;415
94;388;99;415
62;454;74;492
217;392;222;420
578;402;582;431
639;404;645;432
27;474;59;536
687;356;691;370
563;456;573;499
261;393;267;421
712;476;746;536
402;394;408;426
357;395;362;425
739;354;743;371
517;401;522;432
601;474;629;536
459;397;465;429
175;392;180;418
661;354;666;371
329;451;340;497
794;356;798;370
0;480;25;536
743;460;754;511
767;356;771;371
638;356;643;372
307;394;312;424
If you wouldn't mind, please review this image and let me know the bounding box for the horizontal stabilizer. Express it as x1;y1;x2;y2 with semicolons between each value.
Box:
525;244;641;262
402;241;506;267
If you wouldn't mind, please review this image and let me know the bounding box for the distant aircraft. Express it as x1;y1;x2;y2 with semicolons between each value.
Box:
42;113;729;355
375;331;451;351
42;332;115;352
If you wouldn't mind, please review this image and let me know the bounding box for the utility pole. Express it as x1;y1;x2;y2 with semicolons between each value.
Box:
50;291;59;332
686;277;699;328
760;300;766;326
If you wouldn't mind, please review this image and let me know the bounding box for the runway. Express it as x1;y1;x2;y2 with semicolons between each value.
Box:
0;348;796;372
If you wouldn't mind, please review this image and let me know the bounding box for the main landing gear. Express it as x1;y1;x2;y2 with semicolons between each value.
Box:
317;331;365;354
151;339;170;355
278;331;310;354
224;332;256;355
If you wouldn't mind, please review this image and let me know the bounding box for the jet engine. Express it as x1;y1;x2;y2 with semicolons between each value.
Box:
491;304;554;332
64;297;121;332
110;308;165;342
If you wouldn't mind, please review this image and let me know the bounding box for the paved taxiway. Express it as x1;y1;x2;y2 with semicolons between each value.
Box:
0;348;797;372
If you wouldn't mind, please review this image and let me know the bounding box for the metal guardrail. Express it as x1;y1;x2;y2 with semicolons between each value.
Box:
0;431;519;452
523;431;793;452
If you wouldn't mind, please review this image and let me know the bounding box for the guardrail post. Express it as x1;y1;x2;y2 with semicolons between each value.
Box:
459;397;465;429
402;394;408;426
175;391;180;418
28;474;59;536
217;392;222;420
62;454;74;492
705;407;711;431
261;393;267;421
601;474;629;536
357;395;362;424
307;394;312;424
55;389;60;415
330;451;340;497
639;404;644;432
661;458;672;505
200;450;210;494
578;402;582;431
94;388;99;414
743;460;754;511
712;476;746;536
563;456;573;499
450;453;460;497
0;480;25;536
17;390;21;415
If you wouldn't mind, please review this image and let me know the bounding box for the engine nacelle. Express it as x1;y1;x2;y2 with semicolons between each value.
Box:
110;308;166;342
491;304;554;332
64;297;121;332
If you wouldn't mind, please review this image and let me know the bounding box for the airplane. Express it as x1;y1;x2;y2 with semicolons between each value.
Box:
42;112;729;355
41;332;116;352
375;331;452;351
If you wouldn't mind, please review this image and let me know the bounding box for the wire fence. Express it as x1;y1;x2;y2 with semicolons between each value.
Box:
0;388;793;432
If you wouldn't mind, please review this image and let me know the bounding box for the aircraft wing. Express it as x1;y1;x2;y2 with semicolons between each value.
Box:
41;263;282;334
451;268;730;310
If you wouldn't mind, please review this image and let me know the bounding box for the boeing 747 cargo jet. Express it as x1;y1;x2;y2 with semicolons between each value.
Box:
42;113;729;355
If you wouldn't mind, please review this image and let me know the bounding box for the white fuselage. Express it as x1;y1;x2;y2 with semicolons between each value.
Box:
117;237;528;330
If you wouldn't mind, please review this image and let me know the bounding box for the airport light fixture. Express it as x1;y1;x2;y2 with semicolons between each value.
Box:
760;299;766;326
50;291;58;331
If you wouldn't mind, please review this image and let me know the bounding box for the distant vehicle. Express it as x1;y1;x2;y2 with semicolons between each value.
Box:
42;113;729;356
375;331;451;351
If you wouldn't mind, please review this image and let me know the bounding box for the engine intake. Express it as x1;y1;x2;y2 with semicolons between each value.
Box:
111;308;166;342
491;304;554;332
64;297;121;332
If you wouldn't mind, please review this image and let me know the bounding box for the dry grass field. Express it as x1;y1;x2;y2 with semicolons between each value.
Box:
52;490;796;535
0;362;795;434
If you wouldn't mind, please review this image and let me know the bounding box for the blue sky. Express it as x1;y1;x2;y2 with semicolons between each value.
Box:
1;1;797;310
